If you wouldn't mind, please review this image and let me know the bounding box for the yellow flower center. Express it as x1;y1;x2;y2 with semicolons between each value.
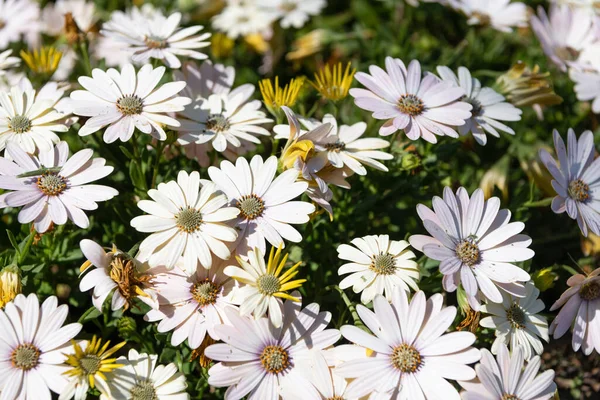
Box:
260;345;289;374
11;343;40;371
37;172;67;196
144;35;168;49
397;94;424;116
175;207;203;233
130;380;158;400
568;179;590;202
237;194;265;220
391;343;422;373
205;114;230;132
117;95;144;116
9;115;32;133
579;282;600;301
456;240;480;267
370;253;396;275
192;280;220;307
502;395;520;400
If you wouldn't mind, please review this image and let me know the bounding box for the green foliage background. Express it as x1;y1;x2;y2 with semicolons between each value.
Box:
1;0;599;398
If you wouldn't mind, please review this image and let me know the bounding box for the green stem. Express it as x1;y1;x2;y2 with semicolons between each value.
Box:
326;285;365;330
151;141;164;188
17;231;35;265
79;41;92;76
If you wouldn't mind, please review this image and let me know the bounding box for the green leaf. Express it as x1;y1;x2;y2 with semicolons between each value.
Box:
6;230;20;254
78;306;102;323
119;145;135;160
129;160;148;191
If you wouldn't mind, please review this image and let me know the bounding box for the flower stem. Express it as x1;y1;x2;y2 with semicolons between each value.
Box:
78;40;92;76
326;285;365;330
151;141;164;188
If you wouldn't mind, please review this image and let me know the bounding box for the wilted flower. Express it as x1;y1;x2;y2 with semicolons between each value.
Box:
287;29;327;61
496;62;563;108
311;62;356;101
0;264;21;308
480;155;509;201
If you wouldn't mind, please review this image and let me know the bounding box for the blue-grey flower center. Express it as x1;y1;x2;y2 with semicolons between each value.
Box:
37;172;67;196
237;194;265;220
257;274;281;295
370;252;396;275
325;140;345;152
205;114;230;132
9;115;32;133
79;354;102;375
506;303;526;329
175;207;203;233
11;343;40;371
456;240;480;267
130;380;158;400
117;95;144;115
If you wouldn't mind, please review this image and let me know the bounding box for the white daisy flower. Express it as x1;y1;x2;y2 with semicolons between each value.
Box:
0;293;82;400
276;112;393;175
205;298;340;399
480;281;549;360
17;77;76;124
539;129;600;237
409;187;533;311
436;66;522;146
104;349;189;400
530;5;595;72
552;0;600;13
256;0;326;29
70;63;191;143
569;63;600;113
79;239;157;311
42;0;97;36
337;234;420;304
0;85;70;154
175;61;236;101
144;259;238;349
453;0;528;33
460;344;557;400
211;3;275;39
94;35;132;68
350;57;472;143
307;347;361;400
175;70;272;153
208;155;315;257
0;49;20;77
0;0;41;49
131;170;239;273
549;267;600;355
337;289;480;399
0;142;118;233
224;245;306;328
101;9;210;69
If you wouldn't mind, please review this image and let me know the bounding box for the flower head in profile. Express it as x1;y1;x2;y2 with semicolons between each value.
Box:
259;76;305;111
70;63;191;143
105;349;189;400
350;57;472;143
79;239;156;312
437;66;522;146
225;245;306;327
460;344;556;400
131;171;239;273
257;0;326;28
175;62;272;154
101;8;210;69
496;62;563;108
549;267;600;355
453;0;528;33
337;289;480;399
311;62;356;101
60;336;126;400
539;129;600;237
0;265;21;308
0;85;69;154
0;142;118;233
208;155;315;257
338;234;420;304
0;293;82;399
144;259;238;349
480;281;549;360
530;5;595;72
205;298;340;399
409;187;533;311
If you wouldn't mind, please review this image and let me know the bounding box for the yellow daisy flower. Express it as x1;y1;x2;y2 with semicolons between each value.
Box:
311;61;356;101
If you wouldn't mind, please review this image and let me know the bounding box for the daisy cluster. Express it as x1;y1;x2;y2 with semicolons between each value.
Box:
0;0;599;399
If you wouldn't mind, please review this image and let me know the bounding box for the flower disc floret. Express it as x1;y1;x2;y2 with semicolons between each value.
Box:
37;172;68;196
175;207;203;233
260;345;290;374
579;282;600;301
397;94;424;116
237;194;265;220
130;380;158;400
79;354;102;375
192;280;220;307
391;343;422;373
205;114;230;132
568;179;590;202
506;303;526;329
11;343;40;371
9;115;32;133
370;253;396;275
257;274;282;295
116;94;144;116
456;240;480;267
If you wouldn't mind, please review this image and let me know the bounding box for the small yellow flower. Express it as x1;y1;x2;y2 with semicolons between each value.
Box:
259;76;305;110
0;265;21;308
211;32;235;59
311;62;356;101
20;46;63;77
63;336;125;392
286;29;326;61
531;267;557;292
244;33;269;54
496;62;563;108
